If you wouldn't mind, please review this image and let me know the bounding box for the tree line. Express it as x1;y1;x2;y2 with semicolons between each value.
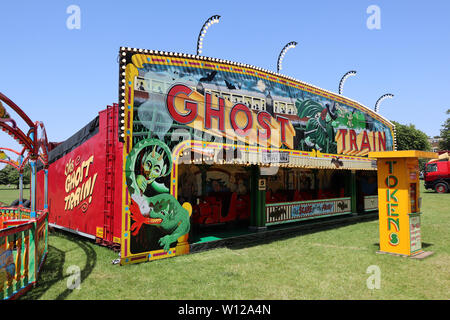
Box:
392;108;449;152
438;109;450;150
0;164;31;188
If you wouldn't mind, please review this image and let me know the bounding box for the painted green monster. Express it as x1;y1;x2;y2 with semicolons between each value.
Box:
296;99;337;153
126;139;190;252
136;145;170;194
330;105;367;130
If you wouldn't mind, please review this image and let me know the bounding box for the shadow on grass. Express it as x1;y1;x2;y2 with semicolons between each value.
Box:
422;242;433;248
20;232;97;300
371;242;434;251
19;244;65;300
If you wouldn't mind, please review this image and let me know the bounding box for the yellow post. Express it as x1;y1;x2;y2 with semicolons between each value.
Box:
368;150;437;257
175;202;192;256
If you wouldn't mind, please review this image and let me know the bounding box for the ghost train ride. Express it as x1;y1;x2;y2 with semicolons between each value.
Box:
35;48;395;265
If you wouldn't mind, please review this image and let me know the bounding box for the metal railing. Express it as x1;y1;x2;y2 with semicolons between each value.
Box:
363;195;378;212
266;197;352;226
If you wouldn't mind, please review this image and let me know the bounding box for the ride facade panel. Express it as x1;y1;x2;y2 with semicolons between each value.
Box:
117;48;396;265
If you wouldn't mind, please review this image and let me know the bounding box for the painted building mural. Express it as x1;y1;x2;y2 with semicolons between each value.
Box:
125;138;191;254
119;49;395;263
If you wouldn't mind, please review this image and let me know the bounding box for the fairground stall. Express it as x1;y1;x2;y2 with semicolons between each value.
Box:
36;47;395;265
0;94;49;299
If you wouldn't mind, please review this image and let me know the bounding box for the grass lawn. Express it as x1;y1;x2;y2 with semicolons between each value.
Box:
0;185;30;206
19;184;450;300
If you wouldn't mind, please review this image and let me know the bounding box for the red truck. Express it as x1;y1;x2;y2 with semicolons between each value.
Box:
424;153;450;193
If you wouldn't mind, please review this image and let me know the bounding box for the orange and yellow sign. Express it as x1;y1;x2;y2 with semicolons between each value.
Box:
369;150;436;256
336;129;387;156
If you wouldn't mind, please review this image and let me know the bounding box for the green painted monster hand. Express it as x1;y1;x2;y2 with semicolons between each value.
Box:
150;193;190;252
159;234;177;252
136;175;148;192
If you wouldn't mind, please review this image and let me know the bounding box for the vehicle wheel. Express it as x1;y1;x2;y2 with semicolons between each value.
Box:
435;183;448;193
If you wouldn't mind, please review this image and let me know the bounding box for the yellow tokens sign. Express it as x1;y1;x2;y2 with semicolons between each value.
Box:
369;151;437;256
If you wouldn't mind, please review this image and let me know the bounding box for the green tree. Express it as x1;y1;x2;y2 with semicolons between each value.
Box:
21;163;31;186
0;163;31;188
0;166;9;185
6;165;20;188
391;121;431;151
438;109;450;150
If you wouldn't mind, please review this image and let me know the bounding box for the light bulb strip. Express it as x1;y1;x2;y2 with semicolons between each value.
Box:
338;70;357;95
374;93;394;113
277;41;297;73
196;15;221;55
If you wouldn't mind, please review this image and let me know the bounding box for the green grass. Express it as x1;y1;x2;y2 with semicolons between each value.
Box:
0;185;29;206
19;184;450;300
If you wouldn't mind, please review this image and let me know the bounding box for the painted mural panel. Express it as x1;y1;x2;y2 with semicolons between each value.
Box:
125;138;190;255
122;52;394;157
119;49;395;264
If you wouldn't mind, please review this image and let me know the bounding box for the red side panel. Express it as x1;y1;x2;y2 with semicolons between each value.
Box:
99;104;123;244
113;126;123;243
36;170;45;210
36;105;123;243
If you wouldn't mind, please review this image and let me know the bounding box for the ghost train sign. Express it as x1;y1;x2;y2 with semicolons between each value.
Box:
118;48;396;265
119;50;395;159
336;129;387;156
166;83;295;149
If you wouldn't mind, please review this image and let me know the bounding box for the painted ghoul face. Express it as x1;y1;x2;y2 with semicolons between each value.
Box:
141;147;167;182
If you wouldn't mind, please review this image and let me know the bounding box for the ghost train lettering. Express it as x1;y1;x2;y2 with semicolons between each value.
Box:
165;84;295;149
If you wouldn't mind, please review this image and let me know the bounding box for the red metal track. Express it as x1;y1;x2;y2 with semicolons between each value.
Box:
0;92;34;127
0;147;21;156
0;159;20;170
0;93;49;167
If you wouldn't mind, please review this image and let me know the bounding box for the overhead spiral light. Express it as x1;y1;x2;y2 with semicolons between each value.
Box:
277;41;297;73
338;70;357;95
374;93;394;113
196;15;221;55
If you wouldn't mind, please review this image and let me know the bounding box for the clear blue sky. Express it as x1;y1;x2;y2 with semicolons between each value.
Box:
1;0;449;155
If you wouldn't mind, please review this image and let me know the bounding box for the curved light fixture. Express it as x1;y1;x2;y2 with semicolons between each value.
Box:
196;15;221;55
338;70;357;95
277;41;297;73
374;93;394;113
